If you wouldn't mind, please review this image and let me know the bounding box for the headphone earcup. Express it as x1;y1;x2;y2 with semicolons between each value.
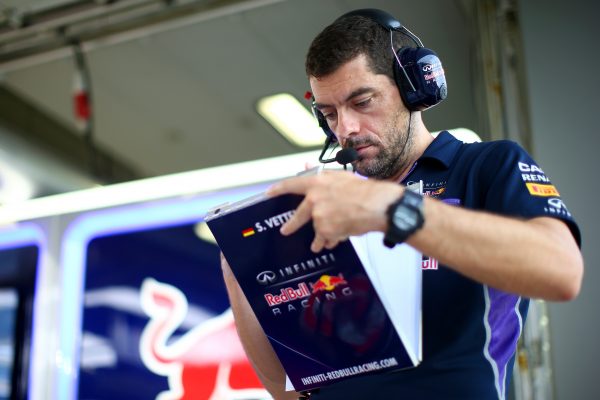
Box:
393;46;447;111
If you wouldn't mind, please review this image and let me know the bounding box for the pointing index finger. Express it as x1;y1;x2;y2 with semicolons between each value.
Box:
279;195;312;236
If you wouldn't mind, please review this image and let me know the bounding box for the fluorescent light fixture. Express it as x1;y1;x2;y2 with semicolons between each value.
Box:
257;93;325;147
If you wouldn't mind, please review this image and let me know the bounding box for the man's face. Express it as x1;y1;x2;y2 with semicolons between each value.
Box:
310;54;413;180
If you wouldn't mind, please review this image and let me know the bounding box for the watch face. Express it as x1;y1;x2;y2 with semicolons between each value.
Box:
393;205;418;231
385;191;424;247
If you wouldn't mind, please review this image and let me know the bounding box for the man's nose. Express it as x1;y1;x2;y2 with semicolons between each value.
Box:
335;110;360;145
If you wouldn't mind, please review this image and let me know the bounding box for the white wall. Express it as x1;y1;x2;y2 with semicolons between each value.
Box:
519;1;600;398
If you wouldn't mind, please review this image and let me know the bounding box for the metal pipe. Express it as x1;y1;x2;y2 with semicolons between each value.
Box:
0;0;286;68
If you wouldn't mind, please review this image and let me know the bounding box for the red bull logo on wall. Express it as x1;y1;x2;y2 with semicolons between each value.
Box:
139;279;270;400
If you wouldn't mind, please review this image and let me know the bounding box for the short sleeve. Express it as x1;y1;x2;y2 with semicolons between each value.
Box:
477;141;581;246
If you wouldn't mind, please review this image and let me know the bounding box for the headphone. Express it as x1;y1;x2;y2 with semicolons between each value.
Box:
312;8;447;144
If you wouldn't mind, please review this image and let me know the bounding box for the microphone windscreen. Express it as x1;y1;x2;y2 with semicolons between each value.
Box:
335;148;359;165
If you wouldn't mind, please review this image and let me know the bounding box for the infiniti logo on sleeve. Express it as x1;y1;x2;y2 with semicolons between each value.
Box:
256;271;277;285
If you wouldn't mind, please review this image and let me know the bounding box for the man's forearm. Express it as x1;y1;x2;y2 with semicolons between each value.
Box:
409;199;583;301
270;171;583;301
221;254;299;400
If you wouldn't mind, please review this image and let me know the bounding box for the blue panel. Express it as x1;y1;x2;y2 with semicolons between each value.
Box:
0;242;40;400
78;223;225;399
57;184;270;400
0;223;44;400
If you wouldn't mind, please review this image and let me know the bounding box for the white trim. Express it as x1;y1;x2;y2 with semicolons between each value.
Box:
482;285;503;400
503;297;523;397
0;150;321;225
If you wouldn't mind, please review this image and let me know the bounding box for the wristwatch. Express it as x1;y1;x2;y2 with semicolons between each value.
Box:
383;190;425;248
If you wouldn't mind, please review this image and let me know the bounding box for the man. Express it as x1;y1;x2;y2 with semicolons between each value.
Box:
221;9;583;400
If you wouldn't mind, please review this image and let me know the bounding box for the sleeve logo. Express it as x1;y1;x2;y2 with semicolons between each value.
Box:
526;183;560;197
518;162;558;196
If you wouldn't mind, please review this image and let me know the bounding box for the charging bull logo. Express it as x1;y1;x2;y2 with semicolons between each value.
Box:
311;274;347;293
140;278;270;400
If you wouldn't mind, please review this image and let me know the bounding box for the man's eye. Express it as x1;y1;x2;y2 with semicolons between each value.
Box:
356;98;372;108
323;112;337;121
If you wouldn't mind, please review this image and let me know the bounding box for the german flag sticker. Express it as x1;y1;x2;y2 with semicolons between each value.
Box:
242;227;255;237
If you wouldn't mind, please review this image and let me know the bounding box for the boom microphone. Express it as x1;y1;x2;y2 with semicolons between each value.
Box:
318;136;358;170
335;148;358;165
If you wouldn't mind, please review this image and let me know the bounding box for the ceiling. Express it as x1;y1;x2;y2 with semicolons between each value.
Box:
0;0;480;198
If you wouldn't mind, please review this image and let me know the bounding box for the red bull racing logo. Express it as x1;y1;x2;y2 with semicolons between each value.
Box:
311;274;348;293
264;282;311;306
264;274;351;316
140;278;269;399
263;274;348;306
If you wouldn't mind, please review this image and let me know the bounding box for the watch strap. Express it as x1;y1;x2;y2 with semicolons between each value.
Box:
383;190;424;248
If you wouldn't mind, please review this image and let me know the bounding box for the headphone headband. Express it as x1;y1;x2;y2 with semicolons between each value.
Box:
336;8;423;48
337;8;403;31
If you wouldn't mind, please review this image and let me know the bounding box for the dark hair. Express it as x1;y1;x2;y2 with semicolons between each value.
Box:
305;15;413;82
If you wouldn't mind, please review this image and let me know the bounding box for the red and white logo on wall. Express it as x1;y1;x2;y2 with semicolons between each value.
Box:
139;279;269;400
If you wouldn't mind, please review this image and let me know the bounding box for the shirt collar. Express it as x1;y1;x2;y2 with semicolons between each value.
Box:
418;131;464;169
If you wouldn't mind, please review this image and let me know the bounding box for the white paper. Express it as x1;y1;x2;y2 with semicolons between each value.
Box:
347;180;423;365
350;233;422;365
285;374;295;391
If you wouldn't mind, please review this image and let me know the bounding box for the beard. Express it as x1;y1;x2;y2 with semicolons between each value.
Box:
347;110;414;180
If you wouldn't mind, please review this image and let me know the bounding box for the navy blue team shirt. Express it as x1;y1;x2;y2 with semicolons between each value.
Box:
311;131;580;399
